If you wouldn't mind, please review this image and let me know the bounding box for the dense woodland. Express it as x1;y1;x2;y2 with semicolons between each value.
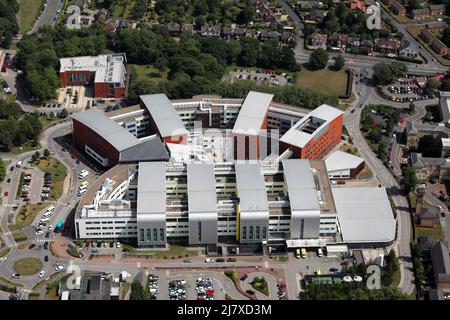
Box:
14;26;338;108
0;100;42;152
0;0;19;48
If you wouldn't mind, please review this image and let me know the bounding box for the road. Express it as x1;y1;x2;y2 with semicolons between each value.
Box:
29;0;63;34
345;79;415;295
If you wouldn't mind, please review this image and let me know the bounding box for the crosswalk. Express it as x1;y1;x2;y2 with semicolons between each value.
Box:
34;238;52;244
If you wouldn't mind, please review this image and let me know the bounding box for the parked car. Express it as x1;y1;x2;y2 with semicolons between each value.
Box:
226;257;237;262
38;270;46;278
240;274;248;281
216;258;225;262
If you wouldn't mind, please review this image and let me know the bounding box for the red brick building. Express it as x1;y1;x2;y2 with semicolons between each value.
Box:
59;53;128;99
280;105;344;160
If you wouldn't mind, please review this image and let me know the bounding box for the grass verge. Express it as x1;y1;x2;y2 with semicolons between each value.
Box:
17;0;45;33
10;202;47;229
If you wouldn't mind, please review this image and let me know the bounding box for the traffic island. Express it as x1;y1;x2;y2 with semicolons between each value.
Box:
13;257;43;275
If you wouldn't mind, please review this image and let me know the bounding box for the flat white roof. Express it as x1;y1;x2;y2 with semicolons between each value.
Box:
325;150;365;172
137;162;166;215
332;187;396;243
442;138;450;148
282;159;320;211
280;104;343;148
232;91;273;135
187;163;217;216
60;53;126;84
235;163;269;213
140;94;188;138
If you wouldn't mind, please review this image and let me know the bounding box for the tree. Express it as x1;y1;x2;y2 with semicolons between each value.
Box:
129;280;145;300
59;109;68;119
334;54;345;70
309;48;329;70
401;167;418;193
424;79;438;97
373;62;407;85
418;135;442;158
0;157;5;182
43;149;50;159
408;0;421;10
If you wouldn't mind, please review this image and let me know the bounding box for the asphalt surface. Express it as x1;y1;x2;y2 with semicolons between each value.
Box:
29;0;63;34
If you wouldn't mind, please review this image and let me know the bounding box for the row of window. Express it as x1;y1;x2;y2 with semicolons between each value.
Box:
242;225;267;241
139;228;165;243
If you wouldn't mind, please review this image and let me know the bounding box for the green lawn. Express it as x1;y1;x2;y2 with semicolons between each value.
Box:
11;202;48;229
250;277;269;296
130;64;168;83
123;244;200;258
17;0;45;33
12;231;28;242
407;27;450;67
0;276;23;288
14;257;43;275
0;247;10;258
111;0;137;19
33;157;67;201
296;67;348;97
358;166;373;179
415;224;443;240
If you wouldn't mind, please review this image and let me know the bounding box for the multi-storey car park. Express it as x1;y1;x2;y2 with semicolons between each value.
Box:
71;91;396;254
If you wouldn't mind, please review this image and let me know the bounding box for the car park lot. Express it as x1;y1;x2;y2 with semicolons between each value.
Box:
226;68;293;86
156;272;227;300
378;75;434;103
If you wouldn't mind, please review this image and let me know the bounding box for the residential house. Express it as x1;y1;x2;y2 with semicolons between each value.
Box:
234;27;247;40
222;27;234;40
389;0;406;16
374;38;401;55
259;29;281;41
430;4;445;16
307;9;326;23
310;33;327;49
95;8;108;24
350;0;366;13
296;1;324;11
245;29;257;38
282;31;296;44
431;38;448;55
417;207;437;227
427;22;447;33
167;23;181;36
410;8;430;20
104;20;117;33
328;33;348;50
420;28;435;44
200;25;221;37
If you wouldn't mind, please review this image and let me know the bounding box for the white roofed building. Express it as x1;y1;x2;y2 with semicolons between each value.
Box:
325;150;366;179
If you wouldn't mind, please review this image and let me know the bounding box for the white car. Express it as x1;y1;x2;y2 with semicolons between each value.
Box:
38;270;46;278
78;170;89;179
35;230;44;235
48;224;53;230
55;265;64;272
204;258;215;263
0;257;7;262
116;242;121;248
3;87;11;94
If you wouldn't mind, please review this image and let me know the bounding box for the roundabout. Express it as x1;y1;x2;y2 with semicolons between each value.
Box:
13;258;43;276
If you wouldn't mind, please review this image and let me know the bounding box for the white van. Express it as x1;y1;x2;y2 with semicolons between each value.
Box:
78;188;87;196
317;248;324;258
40;218;50;223
46;206;55;213
78;170;89;179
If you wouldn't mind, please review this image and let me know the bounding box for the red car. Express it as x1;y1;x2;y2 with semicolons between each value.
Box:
23;198;30;202
4;191;8;196
25;173;32;177
71;154;77;160
206;290;214;295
